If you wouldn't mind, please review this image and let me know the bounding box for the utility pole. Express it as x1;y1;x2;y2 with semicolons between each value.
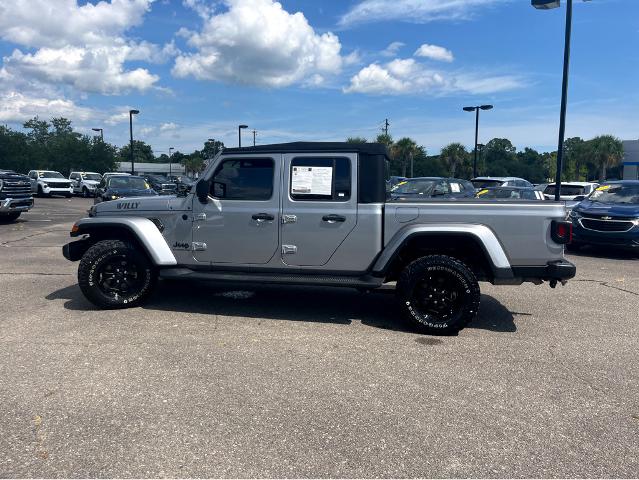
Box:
253;129;257;146
383;118;390;136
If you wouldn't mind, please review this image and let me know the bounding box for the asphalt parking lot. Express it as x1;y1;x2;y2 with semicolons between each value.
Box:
1;197;638;478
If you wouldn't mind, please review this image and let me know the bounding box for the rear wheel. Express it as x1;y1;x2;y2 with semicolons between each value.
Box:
396;255;480;335
78;240;157;309
0;212;20;223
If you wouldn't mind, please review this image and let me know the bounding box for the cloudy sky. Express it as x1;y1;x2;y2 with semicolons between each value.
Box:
0;0;637;155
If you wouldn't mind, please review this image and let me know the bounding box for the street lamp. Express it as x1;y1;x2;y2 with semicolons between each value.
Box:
129;109;139;175
168;147;174;178
238;124;248;147
463;104;493;178
477;143;485;176
532;0;590;200
91;128;103;141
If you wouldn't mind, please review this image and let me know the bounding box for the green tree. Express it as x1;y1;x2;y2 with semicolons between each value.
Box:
118;140;155;165
346;136;367;143
203;139;225;159
391;137;420;177
588;135;623;181
483;138;517;177
440;143;469;178
375;133;393;148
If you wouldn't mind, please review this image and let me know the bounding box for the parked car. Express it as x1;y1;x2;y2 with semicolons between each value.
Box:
543;182;598;201
471;176;533;190
144;175;178;195
63;142;575;336
390;177;475;200
0;169;33;222
102;172;130;183
69;171;102;197
94;175;158;204
568;181;639;250
476;186;545;200
28;170;73;197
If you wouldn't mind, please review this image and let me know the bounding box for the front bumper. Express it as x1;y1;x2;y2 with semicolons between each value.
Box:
572;226;639;249
42;185;73;195
0;197;34;213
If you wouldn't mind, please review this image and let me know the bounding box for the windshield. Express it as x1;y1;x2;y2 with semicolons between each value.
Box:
544;185;585;196
82;173;102;181
391;179;438;195
588;184;639;204
108;177;150;190
471;179;502;188
40;171;64;178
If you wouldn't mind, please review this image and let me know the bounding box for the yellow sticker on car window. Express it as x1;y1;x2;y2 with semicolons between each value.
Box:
596;185;610;191
477;189;489;196
144;182;151;189
396;181;407;186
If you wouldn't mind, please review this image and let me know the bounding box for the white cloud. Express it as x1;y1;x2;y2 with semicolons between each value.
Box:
0;0;169;95
414;43;454;62
0;91;95;123
173;0;344;88
381;41;405;57
344;57;523;95
339;0;510;28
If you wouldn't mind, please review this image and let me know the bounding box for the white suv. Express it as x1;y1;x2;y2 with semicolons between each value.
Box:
28;170;73;197
69;171;102;197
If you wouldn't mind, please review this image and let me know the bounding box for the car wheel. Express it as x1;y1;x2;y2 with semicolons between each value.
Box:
37;185;46;197
78;240;157;309
0;212;20;223
82;187;89;198
396;255;480;335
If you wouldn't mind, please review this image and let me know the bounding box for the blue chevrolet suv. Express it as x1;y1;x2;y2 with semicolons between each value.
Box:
568;181;639;251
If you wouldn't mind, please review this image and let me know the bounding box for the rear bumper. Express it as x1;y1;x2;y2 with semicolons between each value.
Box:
0;197;34;213
511;259;576;282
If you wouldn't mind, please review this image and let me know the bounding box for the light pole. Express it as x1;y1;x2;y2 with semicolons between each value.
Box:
129;109;139;175
252;129;257;146
238;125;248;147
168;147;174;178
463;105;493;178
531;0;589;201
477;143;485;176
92;128;103;141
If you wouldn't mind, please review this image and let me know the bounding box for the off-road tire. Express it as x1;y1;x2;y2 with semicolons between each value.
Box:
0;212;20;223
396;255;480;335
78;239;156;309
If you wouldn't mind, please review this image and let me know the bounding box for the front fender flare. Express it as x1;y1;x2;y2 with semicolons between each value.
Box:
70;217;177;266
372;224;512;277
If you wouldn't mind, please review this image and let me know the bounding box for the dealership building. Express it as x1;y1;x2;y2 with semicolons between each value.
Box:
623;140;639;180
116;162;185;176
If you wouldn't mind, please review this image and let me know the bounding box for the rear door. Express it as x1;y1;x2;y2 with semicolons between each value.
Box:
192;155;280;265
280;153;357;266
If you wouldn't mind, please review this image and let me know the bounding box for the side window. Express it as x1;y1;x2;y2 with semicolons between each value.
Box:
211;158;274;200
290;157;351;201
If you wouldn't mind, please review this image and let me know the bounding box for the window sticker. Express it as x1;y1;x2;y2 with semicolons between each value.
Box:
450;183;461;193
596;185;610;191
477;189;489;196
291;166;333;196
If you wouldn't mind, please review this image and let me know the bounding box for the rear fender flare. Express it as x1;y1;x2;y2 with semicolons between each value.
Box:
372;224;512;278
71;217;177;266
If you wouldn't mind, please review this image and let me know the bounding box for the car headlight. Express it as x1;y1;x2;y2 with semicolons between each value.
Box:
632;218;639;227
111;195;118;200
568;210;582;220
42;182;48;187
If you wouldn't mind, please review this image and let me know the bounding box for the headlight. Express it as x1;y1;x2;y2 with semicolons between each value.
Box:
569;210;582;219
111;195;118;200
632;218;639;227
42;182;48;187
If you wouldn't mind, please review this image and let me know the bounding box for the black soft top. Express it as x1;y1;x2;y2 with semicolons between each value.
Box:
223;141;390;159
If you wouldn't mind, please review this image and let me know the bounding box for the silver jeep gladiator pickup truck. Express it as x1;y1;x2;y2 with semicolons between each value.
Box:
63;142;575;335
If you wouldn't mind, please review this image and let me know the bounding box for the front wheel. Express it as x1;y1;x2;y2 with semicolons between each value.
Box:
396;255;480;335
78;240;157;308
82;187;89;198
0;212;21;223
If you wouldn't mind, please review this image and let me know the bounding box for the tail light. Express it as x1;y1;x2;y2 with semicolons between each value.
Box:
551;220;572;244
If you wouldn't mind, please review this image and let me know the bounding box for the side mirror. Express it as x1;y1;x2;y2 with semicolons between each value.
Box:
176;183;191;197
195;179;210;203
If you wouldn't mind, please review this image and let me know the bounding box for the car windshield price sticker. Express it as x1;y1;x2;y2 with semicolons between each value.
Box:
291;166;333;195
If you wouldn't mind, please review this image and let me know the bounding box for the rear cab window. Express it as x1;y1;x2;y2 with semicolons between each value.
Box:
289;157;351;201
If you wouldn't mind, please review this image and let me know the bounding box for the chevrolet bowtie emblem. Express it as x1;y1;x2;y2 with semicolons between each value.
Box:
601;216;612;220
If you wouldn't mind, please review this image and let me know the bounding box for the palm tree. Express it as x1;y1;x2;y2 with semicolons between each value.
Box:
440;143;468;178
391;137;419;177
589;135;623;181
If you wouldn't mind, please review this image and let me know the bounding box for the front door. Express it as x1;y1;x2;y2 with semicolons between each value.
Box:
192;155;280;265
280;153;357;266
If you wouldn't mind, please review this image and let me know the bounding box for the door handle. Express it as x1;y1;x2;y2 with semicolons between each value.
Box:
252;213;274;221
322;214;346;223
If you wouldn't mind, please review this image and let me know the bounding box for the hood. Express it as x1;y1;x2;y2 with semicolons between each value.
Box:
107;188;157;197
95;193;171;213
0;171;29;181
40;177;69;183
574;199;639;217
